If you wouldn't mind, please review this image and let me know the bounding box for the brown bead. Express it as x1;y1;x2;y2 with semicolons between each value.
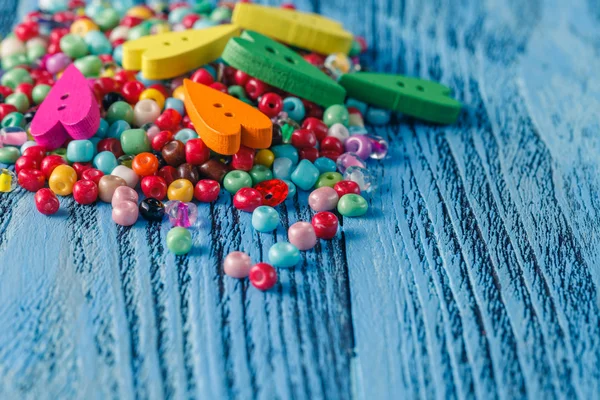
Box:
198;159;230;183
176;163;200;184
98;175;127;203
161;140;186;167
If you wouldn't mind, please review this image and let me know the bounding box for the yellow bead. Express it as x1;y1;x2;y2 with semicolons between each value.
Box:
139;88;165;110
70;19;99;36
127;6;153;20
172;86;186;102
167;179;194;202
255;149;275;168
153;23;171;34
49;165;77;196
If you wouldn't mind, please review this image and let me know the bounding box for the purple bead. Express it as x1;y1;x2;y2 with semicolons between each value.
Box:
367;135;389;159
112;200;139;226
223;251;252;278
308;186;340;212
344;134;372;160
288;222;317;250
336;152;366;174
111;186;138;207
46;53;72;75
166;200;198;227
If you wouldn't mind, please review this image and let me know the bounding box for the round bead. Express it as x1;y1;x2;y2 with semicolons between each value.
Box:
223;170;253;195
343;166;376;193
0;147;20;164
60;34;88;58
290;159;320;191
249;164;273;185
166;227;193;255
249;263;277;291
233;187;263;213
133;99;161;127
268;242;301;268
66;139;95;162
231;146;255;171
72;179;98;204
194;179;220;203
272;157;294;180
5;92;30;113
336;153;366;174
367;135;389;159
112;200;139;226
111;165;139;188
139;88;166;109
252;206;280;232
93;150;118;174
132;152;159;176
337;194;368;217
302;117;328;142
98;175;127;202
271;144;299;165
15;155;39;174
315;171;343;189
185;138;210;165
141;175;168;200
176;163;200;184
32;84;51;104
162;140;186;166
174;128;198;143
121;128;151;155
22;146;47;165
308;186;339;212
283;179;296;199
312;211;339;239
223;251;253;278
198;159;229;183
81;168;104;184
35;188;60;215
334;180;361;197
49;164;77;196
0;168;17;192
40;155;67;178
344;134;372;160
323;104;350;127
74;55;102;77
167;178;194;202
327;123;350;143
155;108;182;131
106;101;134;125
151;130;174;151
258;92;283;118
166;200;198;228
365;107;391;125
255;149;275;168
111;185;138;207
139;198;165;222
313;157;337;174
291;128;317;149
288;222;317;250
17;169;45;192
282;97;305;122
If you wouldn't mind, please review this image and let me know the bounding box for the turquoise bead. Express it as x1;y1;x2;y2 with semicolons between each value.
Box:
282;179;296;199
193;19;218;29
252;206;280;232
271;144;298;165
169;7;194;24
366;107;391;125
93;151;118;174
346;98;368;115
166;227;193;255
268;242;301;268
89;136;101;149
202;64;217;79
314;157;337;174
165;97;184;115
84;31;112;55
95;119;109;138
136;71;161;87
174;128;198;143
282;97;305;122
291;159;320;191
67;140;95;162
272;158;294;180
107;120;131;139
112;45;123;65
323;104;350;127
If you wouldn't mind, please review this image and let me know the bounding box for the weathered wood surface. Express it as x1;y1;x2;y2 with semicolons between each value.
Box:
1;0;600;399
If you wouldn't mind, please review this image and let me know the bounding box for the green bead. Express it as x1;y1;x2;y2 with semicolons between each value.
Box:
74;55;102;77
127;23;151;41
27;44;46;63
227;85;248;100
193;1;213;15
118;154;134;168
120;129;150;155
60;34;89;59
349;39;362;57
51;148;68;161
32;84;52;104
2;54;28;70
5;92;30;113
223;170;253;194
106;101;134;125
94;8;120;31
337;193;368;217
0;147;20;164
2;112;25;128
323;104;350;127
166;227;193;255
315;172;343;188
1;68;32;89
249;164;273;185
210;6;232;22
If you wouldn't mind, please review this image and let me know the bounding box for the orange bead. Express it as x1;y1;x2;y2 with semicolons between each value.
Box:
49;164;77;196
167;178;194;202
172;85;186;102
132;152;159;176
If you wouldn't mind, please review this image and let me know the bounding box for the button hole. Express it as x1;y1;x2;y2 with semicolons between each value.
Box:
284;55;295;64
58;105;66;111
61;93;69;100
416;85;424;91
397;82;404;87
265;46;276;54
181;37;188;41
213;103;223;108
224;112;234;117
164;42;170;46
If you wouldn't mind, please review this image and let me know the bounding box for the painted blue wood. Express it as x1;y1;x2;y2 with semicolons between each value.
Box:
1;0;600;399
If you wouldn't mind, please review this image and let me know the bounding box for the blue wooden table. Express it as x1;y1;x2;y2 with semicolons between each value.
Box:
2;0;600;399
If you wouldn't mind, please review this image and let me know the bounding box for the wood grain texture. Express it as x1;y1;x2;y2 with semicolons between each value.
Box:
1;0;600;399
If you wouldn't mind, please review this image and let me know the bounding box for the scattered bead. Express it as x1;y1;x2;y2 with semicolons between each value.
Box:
312;211;338;239
0;168;17;192
98;174;127;202
49;164;77;196
223;251;252;278
249;263;277;291
337;193;368;217
288;221;317;250
234;187;263;213
111;185;138;207
166;226;193;255
166;200;198;228
112;200;139;226
308;186;339;212
139;198;165;222
18;169;46;192
268;242;301;268
35;188;59;215
252;206;280;232
73;179;98;204
194;179;220;203
168;178;194;202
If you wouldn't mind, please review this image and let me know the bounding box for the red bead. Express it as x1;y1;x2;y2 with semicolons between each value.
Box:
148;83;169;98
22;145;47;164
35;188;60;215
0;104;17;121
299;147;319;162
54;11;75;23
334;180;361;197
72;162;92;179
281;3;296;10
15;82;34;103
17;169;45;192
231;146;255;171
141;175;168;200
302;117;328;142
312;211;338;239
233;187;263;212
151;130;174;151
157;165;177;186
14;22;39;42
234;69;250;86
73;180;99;205
114;70;136;85
121;15;143;27
97;138;124;158
258;92;283;118
95;77;117;94
291;129;317;149
182;115;194;129
194;179;220;202
245;78;269;100
98;54;114;64
182;13;201;28
121;80;145;104
185;138;210;165
319;150;342;161
0;85;13;98
209;82;227;93
15;155;39;174
155;108;182;131
81;168;104;184
47;42;61;55
249;263;277;291
254;179;289;207
303;53;325;66
190;68;214;86
320;136;344;153
49;27;69;42
40;155;67;178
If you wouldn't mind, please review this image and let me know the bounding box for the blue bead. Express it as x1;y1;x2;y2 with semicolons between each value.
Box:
282;97;305;122
168;7;194;24
93;151;118;174
201;64;217;79
165;97;185;115
67;140;95;163
20;140;37;154
84;31;112;55
112;45;123;65
271;144;298;165
282;179;296;199
95;118;109;138
291;159;320;191
272;157;294;180
313;157;337;174
366;107;391;125
346;98;368;115
193;19;218;29
89;136;101;149
252;206;280;232
107;120;130;139
268;242;301;268
174;128;198;143
136;71;162;87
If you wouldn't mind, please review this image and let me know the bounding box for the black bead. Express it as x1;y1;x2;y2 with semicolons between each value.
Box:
271;124;283;145
24;110;36;124
139;198;165;222
102;92;126;111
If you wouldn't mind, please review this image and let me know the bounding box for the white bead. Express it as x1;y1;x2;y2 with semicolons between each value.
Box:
327;123;350;143
1;37;26;58
111;165;139;188
133;99;161;127
109;26;129;42
26;37;48;50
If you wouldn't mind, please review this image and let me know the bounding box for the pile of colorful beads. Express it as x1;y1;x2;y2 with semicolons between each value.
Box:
0;0;390;291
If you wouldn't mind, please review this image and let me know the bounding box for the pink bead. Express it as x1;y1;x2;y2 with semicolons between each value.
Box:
0;130;28;146
112;200;139;226
344;135;372;160
111;185;138;207
308;186;339;212
223;251;252;278
288;222;317;250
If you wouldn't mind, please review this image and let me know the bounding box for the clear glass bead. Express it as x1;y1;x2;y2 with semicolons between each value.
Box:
117;154;135;168
165;200;198;228
367;135;389;159
343;166;377;194
336;152;366;174
324;52;356;80
0;168;17;193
